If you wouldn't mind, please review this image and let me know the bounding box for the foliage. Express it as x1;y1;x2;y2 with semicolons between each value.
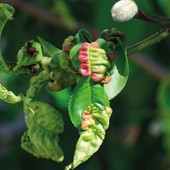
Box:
0;1;170;170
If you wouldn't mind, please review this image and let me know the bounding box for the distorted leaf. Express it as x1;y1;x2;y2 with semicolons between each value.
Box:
0;3;15;72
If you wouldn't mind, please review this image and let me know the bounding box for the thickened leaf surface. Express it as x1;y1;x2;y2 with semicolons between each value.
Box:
69;77;109;129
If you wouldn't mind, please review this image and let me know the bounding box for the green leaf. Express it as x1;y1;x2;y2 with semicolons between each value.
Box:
0;3;15;72
75;29;93;43
22;101;64;162
70;43;83;70
0;84;21;103
65;124;105;170
96;38;110;52
13;41;43;72
104;38;129;99
69;77;110;129
37;36;61;57
29;101;64;134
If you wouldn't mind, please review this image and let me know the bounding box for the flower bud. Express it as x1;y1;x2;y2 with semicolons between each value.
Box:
111;0;138;22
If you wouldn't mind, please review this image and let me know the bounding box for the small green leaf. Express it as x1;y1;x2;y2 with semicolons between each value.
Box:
75;29;93;43
0;3;15;72
13;41;43;72
37;36;61;57
70;43;82;70
0;84;21;103
104;38;129;99
96;38;110;52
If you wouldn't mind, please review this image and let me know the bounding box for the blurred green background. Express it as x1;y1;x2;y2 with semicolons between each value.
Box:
0;0;170;170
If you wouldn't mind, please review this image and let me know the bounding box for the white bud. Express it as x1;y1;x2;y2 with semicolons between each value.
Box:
111;0;138;22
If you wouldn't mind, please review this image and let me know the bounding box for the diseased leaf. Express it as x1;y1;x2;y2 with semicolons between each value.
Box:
29;101;64;134
69;77;109;129
13;41;43;72
0;3;15;72
0;84;21;103
65;124;105;170
104;38;129;99
22;100;64;162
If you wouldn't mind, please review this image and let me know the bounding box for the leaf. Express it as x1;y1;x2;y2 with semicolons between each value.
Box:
13;41;43;72
96;38;110;52
0;3;15;72
22;100;64;162
69;77;110;129
37;36;61;57
75;29;93;43
29;101;64;134
104;38;129;99
65;124;105;170
0;84;21;103
70;42;83;70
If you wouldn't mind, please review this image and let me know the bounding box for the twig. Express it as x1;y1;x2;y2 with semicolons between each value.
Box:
127;27;170;55
135;9;170;26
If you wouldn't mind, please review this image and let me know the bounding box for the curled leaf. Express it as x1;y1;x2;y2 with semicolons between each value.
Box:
22;101;64;162
66;124;105;170
69;77;110;129
0;3;15;72
68;76;112;169
13;40;43;72
0;84;21;103
29;101;64;134
70;41;111;84
44;51;76;91
22;125;64;162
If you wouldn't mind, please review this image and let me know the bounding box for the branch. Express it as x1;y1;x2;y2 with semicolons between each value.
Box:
127;27;170;55
135;9;170;26
127;27;170;80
